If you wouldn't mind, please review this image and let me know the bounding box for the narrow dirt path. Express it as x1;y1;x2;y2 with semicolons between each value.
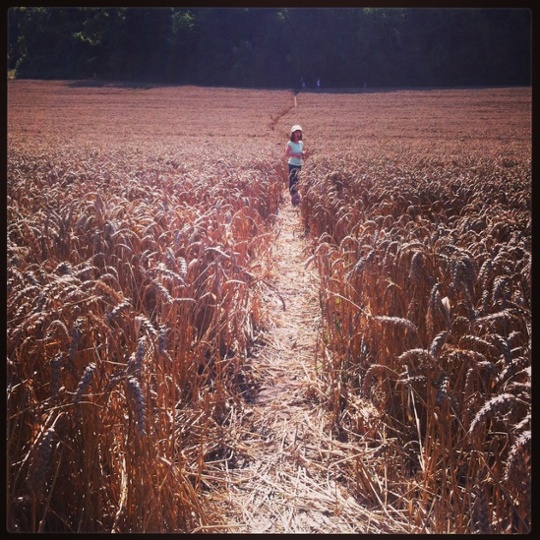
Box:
206;197;391;534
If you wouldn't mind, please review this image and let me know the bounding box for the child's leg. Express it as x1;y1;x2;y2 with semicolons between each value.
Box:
288;165;300;194
288;165;301;206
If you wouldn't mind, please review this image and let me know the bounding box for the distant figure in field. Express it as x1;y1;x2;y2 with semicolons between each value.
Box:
316;78;321;89
285;125;305;206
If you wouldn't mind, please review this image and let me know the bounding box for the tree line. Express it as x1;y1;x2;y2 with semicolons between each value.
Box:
7;7;532;89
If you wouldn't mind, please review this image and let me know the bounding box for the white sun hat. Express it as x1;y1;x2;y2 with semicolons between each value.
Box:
291;124;303;133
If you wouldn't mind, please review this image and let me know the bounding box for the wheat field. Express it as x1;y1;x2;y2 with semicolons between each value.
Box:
7;81;531;533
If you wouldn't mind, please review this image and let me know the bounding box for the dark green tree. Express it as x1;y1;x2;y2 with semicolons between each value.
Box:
11;7;84;78
167;9;198;83
75;8;128;80
7;7;532;88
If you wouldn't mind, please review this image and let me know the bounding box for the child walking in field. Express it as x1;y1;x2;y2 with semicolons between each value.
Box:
285;125;305;206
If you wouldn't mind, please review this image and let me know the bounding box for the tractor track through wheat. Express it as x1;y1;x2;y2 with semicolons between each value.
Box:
269;90;298;132
204;196;395;534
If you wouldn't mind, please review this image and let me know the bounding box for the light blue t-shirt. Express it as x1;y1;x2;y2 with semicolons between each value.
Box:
287;140;303;166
